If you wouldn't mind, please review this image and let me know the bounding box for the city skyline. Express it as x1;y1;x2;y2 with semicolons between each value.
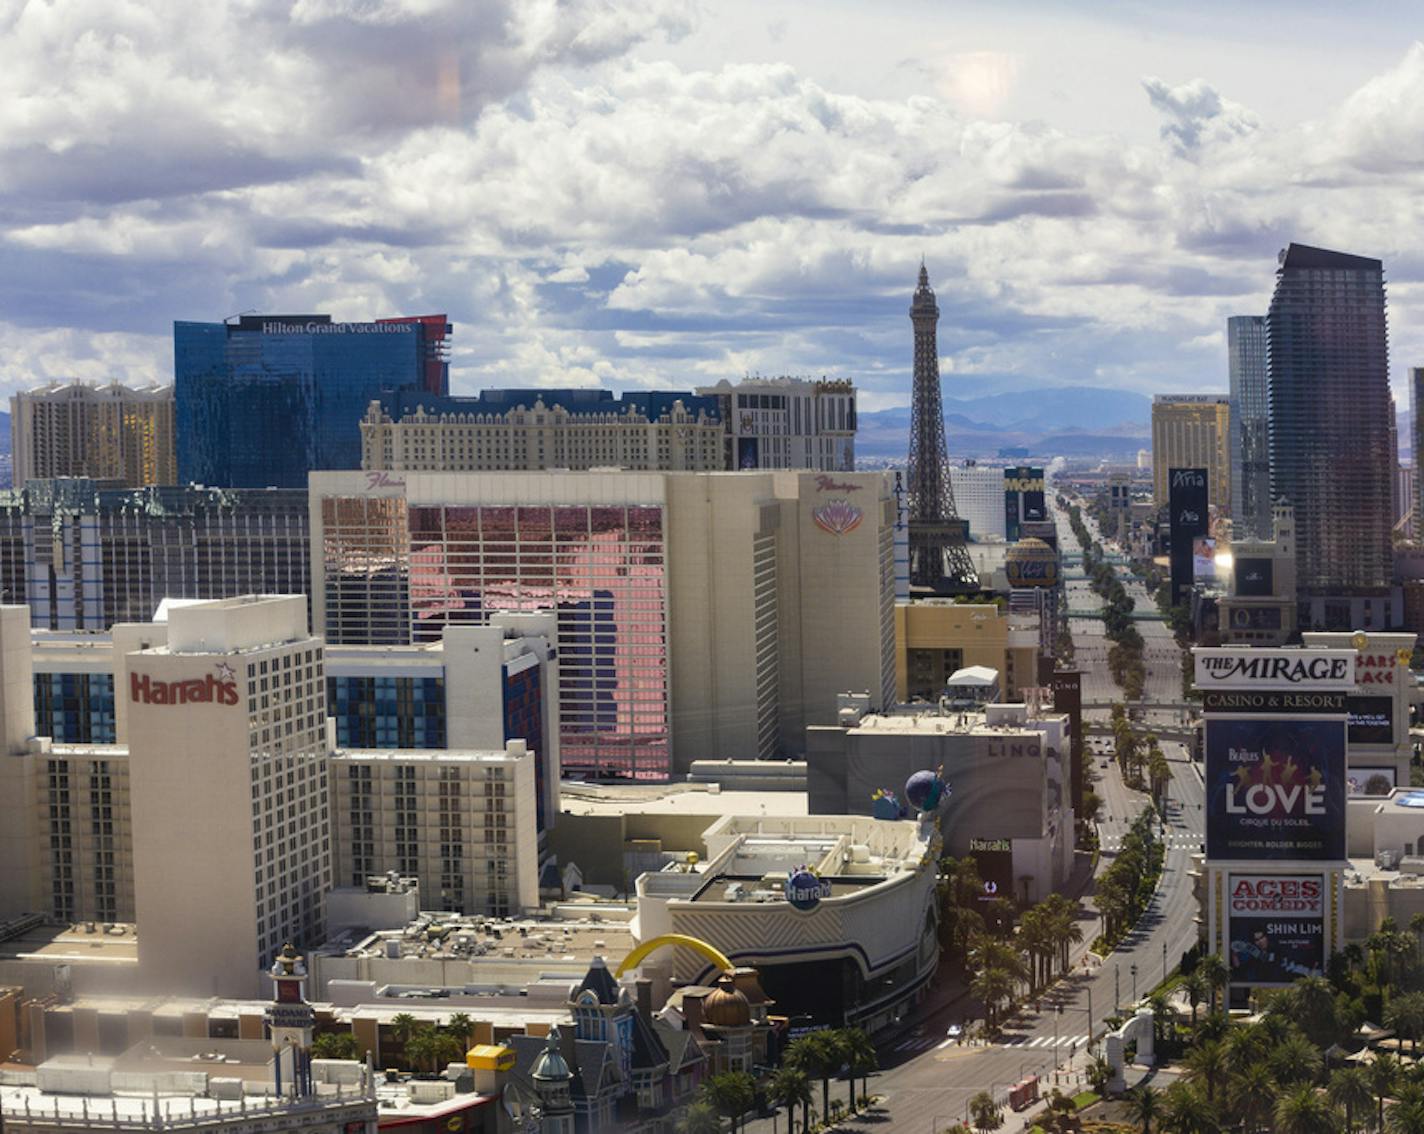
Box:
5;5;1424;412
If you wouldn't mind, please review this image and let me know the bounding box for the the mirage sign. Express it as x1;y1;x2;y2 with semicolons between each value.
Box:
1193;648;1356;692
1205;717;1346;861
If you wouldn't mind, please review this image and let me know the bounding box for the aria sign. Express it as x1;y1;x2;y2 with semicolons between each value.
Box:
784;867;833;912
130;663;239;707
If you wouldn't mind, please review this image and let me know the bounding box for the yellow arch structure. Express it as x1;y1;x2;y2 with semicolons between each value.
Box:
615;934;733;979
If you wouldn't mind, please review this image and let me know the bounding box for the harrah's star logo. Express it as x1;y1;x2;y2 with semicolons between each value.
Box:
130;662;240;707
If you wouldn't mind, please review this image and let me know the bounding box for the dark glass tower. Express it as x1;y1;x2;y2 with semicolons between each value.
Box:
1228;315;1271;540
1267;244;1392;592
905;264;977;591
175;314;449;487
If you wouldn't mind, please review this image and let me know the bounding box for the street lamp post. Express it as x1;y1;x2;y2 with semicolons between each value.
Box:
1131;963;1139;1005
1114;965;1120;1013
1162;940;1168;984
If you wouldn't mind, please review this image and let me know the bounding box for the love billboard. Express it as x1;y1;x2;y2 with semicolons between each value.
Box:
1205;717;1346;861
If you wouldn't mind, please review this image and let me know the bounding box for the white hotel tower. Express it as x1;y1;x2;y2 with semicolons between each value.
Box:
126;596;331;996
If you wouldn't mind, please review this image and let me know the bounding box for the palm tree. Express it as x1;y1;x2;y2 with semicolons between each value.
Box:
1148;990;1177;1048
1329;1066;1376;1134
1271;1031;1325;1088
1197;953;1228;1016
1373;1052;1403;1131
1086;1055;1112;1096
969;1090;1003;1134
403;1026;434;1074
1019;907;1053;991
971;967;1017;1034
1161;1081;1219;1134
970;934;1029;991
1041;893;1084;975
1275;1083;1343;1134
1388;992;1424;1058
1389;1095;1424;1134
1183;1038;1230;1105
312;1031;360;1060
444;1012;473;1051
1409;912;1424;962
1181;970;1207;1029
702;1071;757;1134
785;1032;841;1127
390;1011;419;1058
840;1027;877;1110
1127;1085;1162;1134
1228;1062;1277;1134
770;1067;812;1134
677;1100;724;1134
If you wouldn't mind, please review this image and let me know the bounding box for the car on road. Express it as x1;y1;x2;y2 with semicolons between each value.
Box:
945;1023;963;1040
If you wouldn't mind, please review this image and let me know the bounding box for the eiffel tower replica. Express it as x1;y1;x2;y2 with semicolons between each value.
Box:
906;263;980;592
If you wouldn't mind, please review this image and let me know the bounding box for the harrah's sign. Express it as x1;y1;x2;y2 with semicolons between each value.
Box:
131;670;239;707
1193;648;1355;692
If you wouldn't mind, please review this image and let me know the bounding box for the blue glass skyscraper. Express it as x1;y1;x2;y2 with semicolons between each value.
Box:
175;313;449;487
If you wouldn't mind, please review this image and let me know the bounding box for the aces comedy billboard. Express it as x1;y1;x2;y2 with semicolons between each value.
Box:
1205;717;1346;861
1228;874;1326;985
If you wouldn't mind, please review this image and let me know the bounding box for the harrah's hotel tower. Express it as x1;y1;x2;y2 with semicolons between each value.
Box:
124;596;331;996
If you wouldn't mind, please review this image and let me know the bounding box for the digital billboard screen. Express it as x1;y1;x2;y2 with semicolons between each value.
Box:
1235;557;1274;597
1168;467;1208;606
1003;466;1045;540
1227;606;1283;632
1193;537;1217;583
1347;695;1394;746
737;437;760;470
1228;874;1325;985
969;837;1015;904
1347;767;1396;795
1205;717;1346;861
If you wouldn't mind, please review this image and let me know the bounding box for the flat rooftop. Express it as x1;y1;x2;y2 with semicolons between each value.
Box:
847;711;1052;737
318;913;635;965
559;783;809;818
0;922;138;965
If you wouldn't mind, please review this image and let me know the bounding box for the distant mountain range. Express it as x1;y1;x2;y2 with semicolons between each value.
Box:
857;386;1151;461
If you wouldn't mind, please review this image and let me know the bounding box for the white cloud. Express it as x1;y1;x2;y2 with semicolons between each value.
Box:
2;7;1424;420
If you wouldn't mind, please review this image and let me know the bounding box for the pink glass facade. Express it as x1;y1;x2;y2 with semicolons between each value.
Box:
322;496;669;780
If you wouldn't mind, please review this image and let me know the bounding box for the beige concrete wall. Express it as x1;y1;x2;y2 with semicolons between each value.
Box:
667;474;777;767
784;472;895;731
128;650;261;998
894;602;1013;701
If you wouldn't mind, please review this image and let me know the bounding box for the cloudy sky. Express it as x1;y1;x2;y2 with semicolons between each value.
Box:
5;0;1424;412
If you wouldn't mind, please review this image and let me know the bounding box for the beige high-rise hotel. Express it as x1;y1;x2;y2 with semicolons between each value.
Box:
11;381;176;488
1151;394;1231;513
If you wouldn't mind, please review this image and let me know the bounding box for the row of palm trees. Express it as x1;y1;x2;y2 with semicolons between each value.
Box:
1106;957;1424;1134
1107;704;1172;804
676;1027;879;1134
310;1010;475;1072
965;894;1084;1035
1093;807;1163;948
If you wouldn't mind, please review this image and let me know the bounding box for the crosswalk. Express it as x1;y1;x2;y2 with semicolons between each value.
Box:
1101;834;1201;852
890;1034;951;1054
889;1032;1093;1054
999;1033;1091;1049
